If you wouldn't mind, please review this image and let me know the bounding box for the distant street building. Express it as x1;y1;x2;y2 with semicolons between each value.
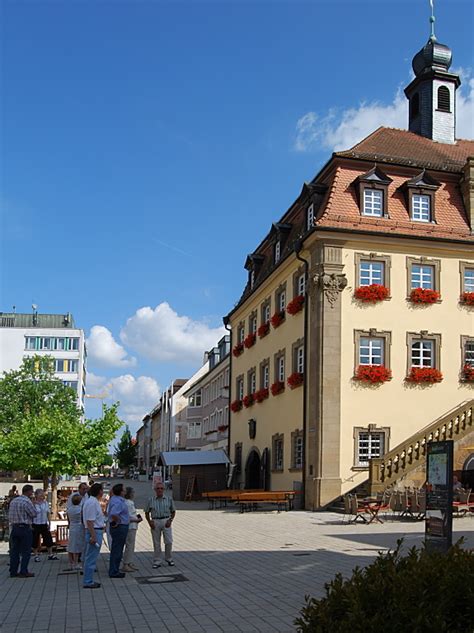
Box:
0;310;87;408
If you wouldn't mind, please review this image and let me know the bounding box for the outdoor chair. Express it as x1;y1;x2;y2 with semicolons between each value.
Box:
349;494;369;523
342;494;352;524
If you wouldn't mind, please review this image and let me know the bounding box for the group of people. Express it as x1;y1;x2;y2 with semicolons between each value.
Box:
8;479;177;590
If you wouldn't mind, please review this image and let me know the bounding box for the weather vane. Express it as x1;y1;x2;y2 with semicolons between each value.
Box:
429;0;436;40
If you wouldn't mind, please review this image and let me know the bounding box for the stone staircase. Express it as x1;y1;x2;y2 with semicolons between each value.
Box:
368;399;474;495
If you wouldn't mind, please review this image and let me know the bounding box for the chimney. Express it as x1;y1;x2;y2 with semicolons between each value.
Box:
460;157;474;233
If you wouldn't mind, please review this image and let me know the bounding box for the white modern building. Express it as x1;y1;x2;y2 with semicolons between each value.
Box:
0;311;87;408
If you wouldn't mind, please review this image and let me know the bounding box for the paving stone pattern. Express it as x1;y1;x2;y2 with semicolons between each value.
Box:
1;481;472;633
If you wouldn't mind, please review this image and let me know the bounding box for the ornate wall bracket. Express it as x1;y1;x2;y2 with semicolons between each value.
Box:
313;272;348;308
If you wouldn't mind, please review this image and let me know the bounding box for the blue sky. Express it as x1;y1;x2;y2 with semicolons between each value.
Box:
1;0;473;433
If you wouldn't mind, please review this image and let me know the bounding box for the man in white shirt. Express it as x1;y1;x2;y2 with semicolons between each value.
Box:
82;483;105;589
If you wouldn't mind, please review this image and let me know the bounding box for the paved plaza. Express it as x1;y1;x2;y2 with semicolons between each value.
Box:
1;481;472;633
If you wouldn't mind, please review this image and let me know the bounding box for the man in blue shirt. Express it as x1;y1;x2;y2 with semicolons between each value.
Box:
107;483;130;578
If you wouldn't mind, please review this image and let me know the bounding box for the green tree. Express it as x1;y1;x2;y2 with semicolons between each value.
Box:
0;356;122;515
114;426;137;470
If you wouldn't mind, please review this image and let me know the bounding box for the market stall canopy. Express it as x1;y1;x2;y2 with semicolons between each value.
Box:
159;449;230;467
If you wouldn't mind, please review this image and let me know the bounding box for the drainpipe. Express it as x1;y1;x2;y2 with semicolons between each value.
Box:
223;316;232;463
293;238;309;509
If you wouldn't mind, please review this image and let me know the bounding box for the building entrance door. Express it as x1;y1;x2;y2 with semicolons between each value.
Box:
245;450;261;489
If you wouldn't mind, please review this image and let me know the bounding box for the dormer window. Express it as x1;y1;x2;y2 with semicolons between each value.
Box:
403;170;440;224
437;86;450;112
274;240;281;263
363;189;384;217
306;204;314;230
354;166;392;218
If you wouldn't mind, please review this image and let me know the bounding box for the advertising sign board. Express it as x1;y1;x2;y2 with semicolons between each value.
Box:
425;440;453;552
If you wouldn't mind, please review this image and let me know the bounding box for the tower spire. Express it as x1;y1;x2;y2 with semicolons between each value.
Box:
429;0;436;40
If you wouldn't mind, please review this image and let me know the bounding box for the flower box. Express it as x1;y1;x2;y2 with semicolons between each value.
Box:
463;364;474;381
354;284;390;303
217;424;228;432
461;292;474;306
243;394;255;408
204;430;215;435
230;399;242;412
254;387;269;403
244;333;256;349
355;365;391;383
232;342;244;357
410;288;440;304
406;367;443;383
270;311;285;328
257;322;270;338
287;372;304;389
286;295;305;315
270;381;285;396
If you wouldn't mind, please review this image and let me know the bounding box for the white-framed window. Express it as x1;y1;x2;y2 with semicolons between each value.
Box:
71;338;80;350
249;370;256;394
272;435;284;471
189;390;202;407
411;194;431;222
262;364;269;389
464;340;474;366
359;337;384;366
306;204;314;230
357;431;385;467
359;261;384;286
296;345;304;374
238;325;245;344
362;189;383;217
277;356;285;382
411;264;434;289
411;340;434;368
297;273;306;296
278;290;286;312
251;316;257;334
263;303;271;323
274;240;281;263
188;421;202;439
40;337;53;350
237;378;244;401
293;435;303;469
465;268;474;293
25;337;36;350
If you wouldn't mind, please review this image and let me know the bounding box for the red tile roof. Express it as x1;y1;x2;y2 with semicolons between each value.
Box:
336;127;474;173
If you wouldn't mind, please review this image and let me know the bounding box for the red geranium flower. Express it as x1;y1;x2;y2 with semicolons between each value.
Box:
270;311;285;328
410;288;440;304
232;342;244;357
287;372;304;389
217;424;228;432
257;322;270;338
461;292;474;306
270;381;285;396
243;394;255;408
244;333;256;349
230;399;242;412
406;367;443;383
355;365;391;383
254;387;269;403
463;364;474;381
354;284;390;303
286;295;305;315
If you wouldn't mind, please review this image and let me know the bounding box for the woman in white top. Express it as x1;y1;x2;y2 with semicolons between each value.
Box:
32;489;58;562
67;494;85;570
121;487;142;572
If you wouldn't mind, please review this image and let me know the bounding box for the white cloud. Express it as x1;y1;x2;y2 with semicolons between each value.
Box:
87;325;136;368
120;302;226;365
294;73;474;153
87;372;161;433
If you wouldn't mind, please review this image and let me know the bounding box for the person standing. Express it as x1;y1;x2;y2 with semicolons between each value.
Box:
32;489;57;562
8;484;37;578
107;483;129;578
67;494;85;570
121;487;142;572
66;482;88;511
144;481;176;568
82;483;105;589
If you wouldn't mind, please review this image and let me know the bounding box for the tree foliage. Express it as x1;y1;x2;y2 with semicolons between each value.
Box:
114;426;137;469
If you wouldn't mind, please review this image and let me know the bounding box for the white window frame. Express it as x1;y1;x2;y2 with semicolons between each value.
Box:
464;268;474;293
306;204;314;231
464;340;474;366
411;264;434;290
411;340;434;368
274;240;281;263
362;189;383;217
263;364;269;389
278;291;286;312
359;260;384;286
296;345;304;374
263;303;271;323
297;273;306;296
356;431;385;467
359;337;384;366
294;435;303;469
411;194;431;222
277;356;285;382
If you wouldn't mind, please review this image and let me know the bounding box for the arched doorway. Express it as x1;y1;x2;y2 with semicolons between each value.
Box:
462;453;474;489
245;449;261;489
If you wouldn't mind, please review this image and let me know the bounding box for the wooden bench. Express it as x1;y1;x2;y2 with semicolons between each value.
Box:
236;491;296;513
202;490;263;509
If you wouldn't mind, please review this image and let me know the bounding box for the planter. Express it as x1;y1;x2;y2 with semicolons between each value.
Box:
410;288;440;304
270;311;285;328
286;295;305;315
243;394;255;408
233;342;244;357
271;381;285;396
244;333;256;349
463;364;474;381
257;322;270;338
230;399;242;413
461;292;474;306
406;367;443;383
217;425;228;432
354;284;390;303
254;387;269;403
355;365;391;383
287;372;304;389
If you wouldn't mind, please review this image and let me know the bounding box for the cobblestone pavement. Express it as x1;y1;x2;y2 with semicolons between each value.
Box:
1;480;472;633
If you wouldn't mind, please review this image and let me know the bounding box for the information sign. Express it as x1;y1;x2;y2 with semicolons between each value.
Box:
425;440;453;552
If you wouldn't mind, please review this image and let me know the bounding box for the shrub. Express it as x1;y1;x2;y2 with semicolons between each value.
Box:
295;541;474;633
410;287;440;304
354;284;389;303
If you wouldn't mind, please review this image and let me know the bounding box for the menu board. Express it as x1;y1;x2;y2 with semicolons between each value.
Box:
425;441;453;552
